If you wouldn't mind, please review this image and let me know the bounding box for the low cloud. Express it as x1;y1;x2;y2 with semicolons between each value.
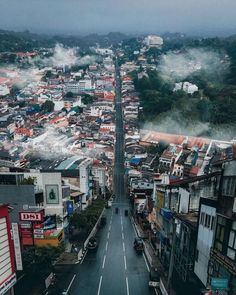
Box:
159;48;229;82
143;110;236;141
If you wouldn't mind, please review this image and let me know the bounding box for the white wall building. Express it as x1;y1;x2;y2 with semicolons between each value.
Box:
24;172;64;220
194;200;216;286
144;35;163;47
174;82;198;95
79;158;93;209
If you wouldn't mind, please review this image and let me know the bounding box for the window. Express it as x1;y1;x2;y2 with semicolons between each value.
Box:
200;212;205;225
205;214;211;228
215;221;225;252
222;176;236;197
195;249;199;262
211;216;215;230
227;225;236;261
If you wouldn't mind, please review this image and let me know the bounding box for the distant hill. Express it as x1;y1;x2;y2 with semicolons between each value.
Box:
0;29;130;52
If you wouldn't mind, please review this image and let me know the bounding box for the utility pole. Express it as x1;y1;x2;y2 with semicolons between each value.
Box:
167;218;177;290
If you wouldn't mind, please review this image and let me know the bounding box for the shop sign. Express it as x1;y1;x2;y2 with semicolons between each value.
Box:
211;278;228;290
11;223;23;271
33;229;44;235
19;212;44;222
34;234;44;239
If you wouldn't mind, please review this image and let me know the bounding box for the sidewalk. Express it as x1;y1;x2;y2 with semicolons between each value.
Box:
131;216;176;295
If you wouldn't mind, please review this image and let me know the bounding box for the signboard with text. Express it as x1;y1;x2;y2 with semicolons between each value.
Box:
19;211;44;222
11;223;23;271
211;278;228;290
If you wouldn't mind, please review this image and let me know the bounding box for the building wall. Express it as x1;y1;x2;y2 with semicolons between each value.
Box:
24;172;63;219
194;204;216;286
0;205;16;295
0;185;36;222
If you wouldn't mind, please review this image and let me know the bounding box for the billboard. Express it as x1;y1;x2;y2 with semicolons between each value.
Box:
20;224;33;246
66;201;74;215
45;184;59;204
19;211;44;222
11;223;23;271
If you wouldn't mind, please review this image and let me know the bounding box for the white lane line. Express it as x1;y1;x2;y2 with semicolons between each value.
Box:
123;242;125;252
124;255;127;270
109;225;111;231
66;274;76;293
105;241;108;251
107;232;110;239
122;232;124;240
79;249;88;264
126;277;130;295
154;288;159;295
102;255;106;269
97;276;103;295
121;225;124;232
142;252;150;272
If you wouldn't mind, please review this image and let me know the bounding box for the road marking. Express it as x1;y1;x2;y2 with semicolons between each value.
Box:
102;255;106;269
105;241;108;251
126;277;130;295
122;233;124;240
79;249;88;264
65;274;76;293
123;242;125;252
121;225;124;232
154;288;159;295
107;232;110;239
124;255;127;270
109;225;111;231
97;276;103;295
142;252;150;272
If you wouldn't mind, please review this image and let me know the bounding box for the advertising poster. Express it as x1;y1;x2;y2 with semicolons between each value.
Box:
45;184;59;204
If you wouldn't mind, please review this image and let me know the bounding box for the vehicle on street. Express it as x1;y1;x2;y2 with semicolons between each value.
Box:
133;237;143;253
149;267;161;288
105;200;112;208
87;237;98;252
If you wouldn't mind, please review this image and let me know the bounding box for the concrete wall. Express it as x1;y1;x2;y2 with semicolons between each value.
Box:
0;185;36;222
194;204;216;286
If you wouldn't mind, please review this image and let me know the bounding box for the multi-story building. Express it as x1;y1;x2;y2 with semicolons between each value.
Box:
208;159;236;294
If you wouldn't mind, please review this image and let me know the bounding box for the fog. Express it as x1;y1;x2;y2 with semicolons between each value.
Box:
0;0;236;35
143;110;236;141
159;48;229;82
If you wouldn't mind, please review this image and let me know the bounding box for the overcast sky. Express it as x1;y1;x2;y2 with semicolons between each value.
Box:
1;0;236;36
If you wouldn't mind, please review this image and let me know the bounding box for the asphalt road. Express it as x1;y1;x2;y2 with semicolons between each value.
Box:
57;58;156;295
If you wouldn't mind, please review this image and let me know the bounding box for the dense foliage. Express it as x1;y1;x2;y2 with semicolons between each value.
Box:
132;35;236;128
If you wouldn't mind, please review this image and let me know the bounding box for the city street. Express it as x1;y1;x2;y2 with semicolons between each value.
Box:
58;59;156;295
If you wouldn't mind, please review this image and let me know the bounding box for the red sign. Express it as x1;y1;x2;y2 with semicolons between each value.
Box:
33;223;44;229
19;212;44;222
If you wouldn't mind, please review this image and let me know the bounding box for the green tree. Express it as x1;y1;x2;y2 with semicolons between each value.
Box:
41;100;55;113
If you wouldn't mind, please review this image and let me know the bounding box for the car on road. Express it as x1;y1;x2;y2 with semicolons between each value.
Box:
87;237;98;252
149;267;161;288
133;237;143;253
105;200;112;208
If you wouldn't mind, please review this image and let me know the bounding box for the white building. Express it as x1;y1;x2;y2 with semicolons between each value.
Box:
194;200;216;286
174;82;198;95
144;35;163;48
0;85;10;96
78;79;95;91
24;172;65;220
79;158;93;209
